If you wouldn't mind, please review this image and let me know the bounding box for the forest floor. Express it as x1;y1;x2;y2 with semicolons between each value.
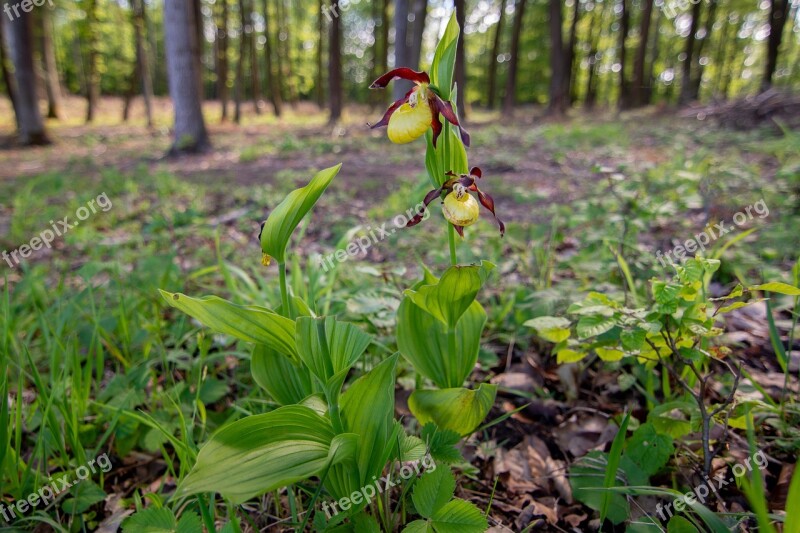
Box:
1;96;799;532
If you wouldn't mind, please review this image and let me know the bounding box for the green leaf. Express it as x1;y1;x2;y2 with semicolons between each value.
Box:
403;520;432;533
339;355;400;488
784;458;800;533
159;291;297;359
409;385;497;437
667;516;699;533
122;508;202;533
251;344;314;405
430;499;487;533
557;349;587;364
652;281;681;305
404;262;494;330
524;316;571;343
177;405;351;504
601;412;631;524
296;316;372;393
620;329;646;351
62;481;106;514
260;164;341;264
412;467;456;519
570;451;629;525
596;347;625;362
749;282;800;295
624;423;674;477
429;12;460;100
576;314;616;339
397;297;487;389
420;424;463;464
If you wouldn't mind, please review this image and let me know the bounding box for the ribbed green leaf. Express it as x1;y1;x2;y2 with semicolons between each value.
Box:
412;467;456;519
404;262;494;330
178;405;353;504
429;12;459;101
295;316;372;390
121;508;202;533
260;164;341;264
409;385;497;436
430;499;487;533
251;344;314;405
159;291;297;358
750;282;800;295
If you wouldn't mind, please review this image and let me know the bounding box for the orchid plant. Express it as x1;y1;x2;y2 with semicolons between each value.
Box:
155;13;497;532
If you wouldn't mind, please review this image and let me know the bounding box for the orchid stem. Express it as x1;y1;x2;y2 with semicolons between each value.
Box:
278;262;290;316
448;224;458;266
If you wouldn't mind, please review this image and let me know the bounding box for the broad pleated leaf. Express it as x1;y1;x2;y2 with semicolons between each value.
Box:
749;282;800;295
121;508;202;533
260;164;341;264
397;297;486;389
404;262;494;330
159;291;297;358
409;385;497;437
178;406;354;504
251;344;314;405
295;316;372;390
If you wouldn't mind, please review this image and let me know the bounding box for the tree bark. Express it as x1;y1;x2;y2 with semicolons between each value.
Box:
584;0;609;109
85;0;100;123
454;0;466;118
503;0;526;116
133;0;154;126
217;0;230;121
193;0;204;97
689;0;717;100
249;2;262;113
164;0;210;153
487;0;506;109
617;0;631;108
393;0;410;101
547;0;568;114
761;0;789;91
0;18;19;123
328;0;343;124
630;0;653;107
6;11;49;145
262;0;282;116
566;0;580;104
40;9;62;119
678;0;702;104
278;0;298;105
317;0;325;108
408;0;428;70
234;0;247;123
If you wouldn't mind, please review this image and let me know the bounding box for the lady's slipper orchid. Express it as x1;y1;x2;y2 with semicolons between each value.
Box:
407;167;505;238
368;68;470;148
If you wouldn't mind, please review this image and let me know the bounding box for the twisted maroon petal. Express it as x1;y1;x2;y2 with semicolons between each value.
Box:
476;189;505;237
432;96;471;148
470;167;482;179
368;88;415;130
453;225;465;238
406;187;444;227
430;99;443;148
370;68;430;89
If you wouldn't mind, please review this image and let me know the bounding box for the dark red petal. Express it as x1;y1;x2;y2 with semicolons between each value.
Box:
368;88;414;129
432;96;471;148
430;100;443;148
453;225;465;238
470;167;482;179
477;189;505;237
458;175;476;188
406;187;443;227
370;68;430;89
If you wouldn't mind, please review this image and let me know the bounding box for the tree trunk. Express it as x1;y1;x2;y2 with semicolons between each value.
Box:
487;0;506;109
408;0;428;70
164;0;210;153
689;0;717;101
40;10;62;119
617;0;630;108
133;0;154;126
278;0;298;105
193;0;204;97
249;3;262;113
584;0;609;109
566;0;580;104
0;18;19;122
761;0;789;91
262;0;282;116
503;0;526;117
547;0;568;114
630;0;653;107
317;0;325;108
393;0;410;101
678;0;702;104
217;0;230;121
6;11;49;145
644;5;661;104
85;0;100;123
234;0;247;123
328;0;343;124
454;0;466;118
